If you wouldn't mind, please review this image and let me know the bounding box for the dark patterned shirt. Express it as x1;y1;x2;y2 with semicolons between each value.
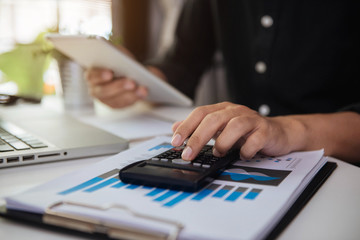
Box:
149;0;360;116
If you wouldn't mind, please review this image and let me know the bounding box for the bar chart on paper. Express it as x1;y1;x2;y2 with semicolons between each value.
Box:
56;142;278;208
57;168;263;208
5;136;327;240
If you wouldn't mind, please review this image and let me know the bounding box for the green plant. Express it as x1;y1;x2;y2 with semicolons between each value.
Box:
0;31;57;99
0;30;121;100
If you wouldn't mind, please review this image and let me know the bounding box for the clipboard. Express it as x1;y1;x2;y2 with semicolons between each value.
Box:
0;162;337;240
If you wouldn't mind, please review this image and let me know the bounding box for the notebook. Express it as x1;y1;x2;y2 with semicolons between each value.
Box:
0;106;128;168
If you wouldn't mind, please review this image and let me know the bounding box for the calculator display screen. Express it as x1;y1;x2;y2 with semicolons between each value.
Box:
143;164;201;176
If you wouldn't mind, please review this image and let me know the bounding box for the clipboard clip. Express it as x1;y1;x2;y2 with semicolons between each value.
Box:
44;201;184;240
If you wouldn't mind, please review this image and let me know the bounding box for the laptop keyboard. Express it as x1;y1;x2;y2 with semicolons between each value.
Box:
0;121;48;152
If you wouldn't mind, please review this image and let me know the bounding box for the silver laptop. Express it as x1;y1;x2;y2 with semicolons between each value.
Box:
0;106;128;168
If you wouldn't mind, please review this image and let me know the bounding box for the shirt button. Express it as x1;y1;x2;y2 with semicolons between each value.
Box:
261;15;273;28
255;61;267;74
259;104;270;116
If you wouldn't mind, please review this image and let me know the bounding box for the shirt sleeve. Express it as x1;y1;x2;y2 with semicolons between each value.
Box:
339;103;360;114
145;0;216;99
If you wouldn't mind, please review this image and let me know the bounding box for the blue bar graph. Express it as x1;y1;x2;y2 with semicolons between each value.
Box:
111;181;127;189
163;192;193;207
58;177;103;195
244;188;262;200
84;178;119;193
148;142;173;151
126;184;141;190
154;190;179;202
192;184;220;201
212;185;234;198
57;168;263;208
58;168;119;195
225;187;248;202
146;188;167;197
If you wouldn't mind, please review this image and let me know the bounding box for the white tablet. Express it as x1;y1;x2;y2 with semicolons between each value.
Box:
46;34;193;107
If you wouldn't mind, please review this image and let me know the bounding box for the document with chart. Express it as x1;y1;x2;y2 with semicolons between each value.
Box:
3;136;331;240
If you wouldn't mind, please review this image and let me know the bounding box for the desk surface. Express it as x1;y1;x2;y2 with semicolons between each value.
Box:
1;100;360;240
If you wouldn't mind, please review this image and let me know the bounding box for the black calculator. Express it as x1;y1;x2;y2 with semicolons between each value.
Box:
119;145;239;192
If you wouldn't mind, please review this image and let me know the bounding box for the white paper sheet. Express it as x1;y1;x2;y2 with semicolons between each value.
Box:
5;137;326;240
150;106;194;122
79;113;174;140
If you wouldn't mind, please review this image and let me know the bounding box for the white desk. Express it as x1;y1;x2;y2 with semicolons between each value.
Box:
1;99;360;240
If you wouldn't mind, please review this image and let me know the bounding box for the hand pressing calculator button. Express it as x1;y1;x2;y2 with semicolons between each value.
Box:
172;159;191;165
119;145;239;192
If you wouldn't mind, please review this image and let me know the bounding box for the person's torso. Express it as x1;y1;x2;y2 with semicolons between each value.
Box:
212;0;360;116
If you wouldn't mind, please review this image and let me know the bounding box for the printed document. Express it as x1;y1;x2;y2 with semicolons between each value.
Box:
5;136;326;240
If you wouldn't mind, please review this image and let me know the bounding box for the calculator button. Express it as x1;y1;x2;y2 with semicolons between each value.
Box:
160;158;168;162
172;159;191;165
202;164;211;168
203;152;213;157
193;162;202;167
173;147;184;151
151;157;160;161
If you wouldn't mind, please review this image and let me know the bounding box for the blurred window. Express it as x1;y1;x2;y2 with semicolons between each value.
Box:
0;0;112;95
0;0;112;53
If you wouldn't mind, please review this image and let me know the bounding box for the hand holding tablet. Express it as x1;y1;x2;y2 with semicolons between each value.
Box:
46;34;193;107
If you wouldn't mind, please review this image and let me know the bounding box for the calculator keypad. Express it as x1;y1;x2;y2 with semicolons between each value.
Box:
120;145;239;192
148;145;222;170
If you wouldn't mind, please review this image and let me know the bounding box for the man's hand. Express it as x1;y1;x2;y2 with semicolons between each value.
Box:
171;102;305;160
85;67;148;108
172;101;360;163
84;44;167;109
